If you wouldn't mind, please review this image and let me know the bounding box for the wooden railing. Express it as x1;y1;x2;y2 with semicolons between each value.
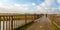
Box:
0;14;43;30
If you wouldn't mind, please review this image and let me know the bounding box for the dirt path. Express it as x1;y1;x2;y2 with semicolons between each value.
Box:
26;16;55;30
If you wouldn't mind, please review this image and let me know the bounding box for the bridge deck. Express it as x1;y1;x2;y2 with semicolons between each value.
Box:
26;16;55;30
18;16;56;30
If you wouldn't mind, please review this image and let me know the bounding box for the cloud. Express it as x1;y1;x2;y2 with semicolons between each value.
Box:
14;3;30;7
0;0;8;2
33;0;53;14
0;0;60;14
0;7;29;14
40;0;54;8
31;3;36;6
0;3;29;14
0;3;36;14
14;4;21;7
34;0;60;14
0;0;52;14
57;0;60;4
0;1;36;14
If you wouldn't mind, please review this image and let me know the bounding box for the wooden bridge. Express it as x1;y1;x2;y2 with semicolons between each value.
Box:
0;14;60;30
0;14;43;30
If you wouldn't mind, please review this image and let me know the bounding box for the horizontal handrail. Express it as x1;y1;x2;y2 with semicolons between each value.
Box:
0;14;43;30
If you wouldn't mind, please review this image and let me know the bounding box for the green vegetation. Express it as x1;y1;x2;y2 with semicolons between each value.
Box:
52;21;60;30
48;14;60;30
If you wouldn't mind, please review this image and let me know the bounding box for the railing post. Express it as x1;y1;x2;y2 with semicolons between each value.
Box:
25;15;27;24
33;15;35;21
37;15;38;19
9;16;10;30
32;15;33;21
13;16;15;30
34;14;35;20
11;16;13;30
5;16;7;30
0;16;1;30
3;16;4;30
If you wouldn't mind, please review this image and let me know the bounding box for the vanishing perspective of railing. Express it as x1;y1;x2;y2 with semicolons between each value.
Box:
0;14;43;30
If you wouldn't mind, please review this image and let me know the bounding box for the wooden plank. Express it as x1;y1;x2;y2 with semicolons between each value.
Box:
9;16;10;30
3;16;4;30
11;16;13;30
6;16;7;30
0;16;1;30
25;15;27;24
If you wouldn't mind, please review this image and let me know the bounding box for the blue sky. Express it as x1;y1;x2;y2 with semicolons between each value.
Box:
1;0;45;10
0;0;60;14
1;0;59;8
5;0;44;5
52;0;60;8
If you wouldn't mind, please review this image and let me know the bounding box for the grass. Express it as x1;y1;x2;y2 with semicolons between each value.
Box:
48;14;60;30
52;21;60;30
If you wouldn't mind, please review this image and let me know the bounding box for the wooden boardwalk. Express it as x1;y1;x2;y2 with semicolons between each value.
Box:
25;16;55;30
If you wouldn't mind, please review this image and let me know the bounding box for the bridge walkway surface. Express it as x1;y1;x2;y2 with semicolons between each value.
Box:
16;16;55;30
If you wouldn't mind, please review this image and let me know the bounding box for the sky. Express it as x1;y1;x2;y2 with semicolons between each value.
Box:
0;0;60;14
